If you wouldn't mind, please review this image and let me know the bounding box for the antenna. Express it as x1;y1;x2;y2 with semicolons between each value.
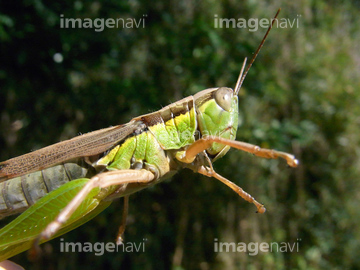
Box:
235;8;281;95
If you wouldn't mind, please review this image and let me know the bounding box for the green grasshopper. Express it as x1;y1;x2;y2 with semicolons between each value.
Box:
0;9;297;261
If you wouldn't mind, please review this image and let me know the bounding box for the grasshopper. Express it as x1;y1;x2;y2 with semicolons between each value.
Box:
0;9;297;261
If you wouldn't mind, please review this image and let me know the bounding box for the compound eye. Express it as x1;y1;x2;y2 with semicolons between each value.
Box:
214;87;233;112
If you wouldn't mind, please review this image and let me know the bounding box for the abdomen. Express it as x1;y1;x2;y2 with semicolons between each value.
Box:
0;159;95;219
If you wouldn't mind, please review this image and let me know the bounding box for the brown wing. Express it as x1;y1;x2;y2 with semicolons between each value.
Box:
0;120;145;180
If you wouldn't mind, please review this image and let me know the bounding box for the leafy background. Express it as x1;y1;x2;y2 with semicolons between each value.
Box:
1;0;360;269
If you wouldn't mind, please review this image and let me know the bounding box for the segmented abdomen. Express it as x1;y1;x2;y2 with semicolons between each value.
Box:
0;159;95;219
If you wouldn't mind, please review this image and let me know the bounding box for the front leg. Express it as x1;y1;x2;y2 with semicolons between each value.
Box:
198;166;266;213
178;136;298;213
179;136;298;167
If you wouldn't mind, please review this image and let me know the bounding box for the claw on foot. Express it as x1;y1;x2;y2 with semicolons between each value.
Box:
256;205;266;214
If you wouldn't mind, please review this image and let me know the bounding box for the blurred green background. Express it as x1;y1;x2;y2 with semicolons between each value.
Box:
1;0;360;269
